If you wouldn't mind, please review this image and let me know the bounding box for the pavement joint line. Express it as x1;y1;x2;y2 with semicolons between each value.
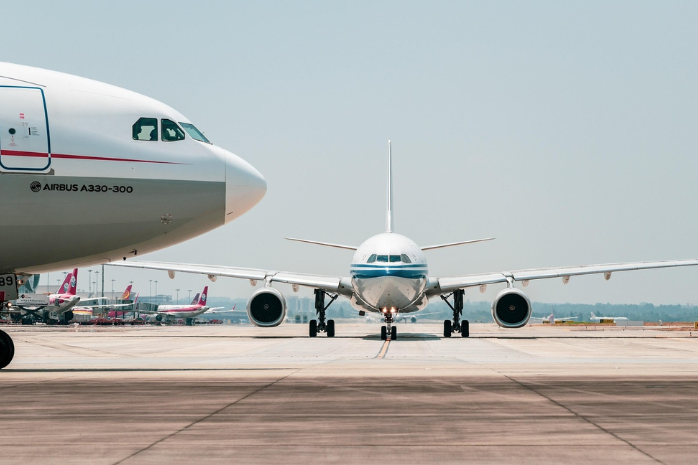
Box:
375;340;390;359
111;368;301;465
503;374;665;465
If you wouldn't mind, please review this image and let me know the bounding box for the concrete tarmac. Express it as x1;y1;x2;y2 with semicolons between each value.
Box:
1;322;698;464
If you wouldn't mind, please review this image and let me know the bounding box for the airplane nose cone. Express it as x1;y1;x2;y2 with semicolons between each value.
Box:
225;155;267;223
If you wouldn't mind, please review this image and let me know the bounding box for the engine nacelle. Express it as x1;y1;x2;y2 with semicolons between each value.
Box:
491;288;532;328
247;287;287;327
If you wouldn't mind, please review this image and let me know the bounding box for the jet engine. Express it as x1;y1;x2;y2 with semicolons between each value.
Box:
491;288;531;328
247;288;287;327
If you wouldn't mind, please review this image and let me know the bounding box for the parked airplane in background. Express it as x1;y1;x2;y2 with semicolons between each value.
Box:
529;314;578;324
72;284;137;319
590;312;628;323
146;286;224;325
10;269;82;324
0;62;267;369
111;141;698;341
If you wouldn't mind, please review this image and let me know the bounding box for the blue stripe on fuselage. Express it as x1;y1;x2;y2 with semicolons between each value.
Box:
350;264;428;279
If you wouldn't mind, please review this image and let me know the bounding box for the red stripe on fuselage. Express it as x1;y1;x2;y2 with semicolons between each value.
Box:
0;150;182;165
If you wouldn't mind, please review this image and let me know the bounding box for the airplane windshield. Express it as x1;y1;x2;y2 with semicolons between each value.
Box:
375;255;403;263
161;119;185;142
179;122;211;144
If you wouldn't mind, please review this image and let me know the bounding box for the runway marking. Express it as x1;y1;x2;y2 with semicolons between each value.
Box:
112;369;300;465
375;340;391;359
504;375;665;465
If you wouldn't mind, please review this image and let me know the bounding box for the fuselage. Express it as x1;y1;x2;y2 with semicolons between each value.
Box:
350;233;429;314
47;293;80;314
156;304;208;319
0;63;266;274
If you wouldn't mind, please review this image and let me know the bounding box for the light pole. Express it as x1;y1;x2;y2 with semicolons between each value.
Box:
149;280;152;303
176;289;180;304
95;271;100;298
188;289;191;304
88;270;92;295
111;279;115;296
154;281;158;303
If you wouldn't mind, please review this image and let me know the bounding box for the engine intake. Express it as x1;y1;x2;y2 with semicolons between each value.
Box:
247;288;287;327
491;288;531;328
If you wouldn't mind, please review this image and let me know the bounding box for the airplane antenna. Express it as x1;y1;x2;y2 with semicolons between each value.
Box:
386;140;393;233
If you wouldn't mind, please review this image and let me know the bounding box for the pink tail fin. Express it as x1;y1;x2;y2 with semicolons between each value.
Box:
198;287;208;306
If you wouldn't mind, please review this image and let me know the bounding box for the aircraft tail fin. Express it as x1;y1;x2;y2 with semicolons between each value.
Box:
386;140;393;233
590;312;596;319
121;284;132;300
58;269;78;295
191;293;200;305
198;287;208;306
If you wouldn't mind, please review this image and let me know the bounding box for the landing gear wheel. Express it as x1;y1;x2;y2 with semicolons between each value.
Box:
443;320;452;338
461;320;469;337
309;319;318;337
381;326;387;341
21;318;33;325
326;319;335;338
0;330;15;369
391;326;397;340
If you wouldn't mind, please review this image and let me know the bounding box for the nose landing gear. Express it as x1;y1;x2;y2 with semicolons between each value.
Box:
309;289;338;337
441;289;469;338
380;315;398;341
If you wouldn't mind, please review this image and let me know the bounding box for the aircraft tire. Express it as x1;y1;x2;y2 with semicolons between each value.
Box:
0;330;15;370
443;320;452;338
326;320;335;338
309;320;317;337
380;326;387;341
391;326;397;340
461;320;469;337
21;318;33;325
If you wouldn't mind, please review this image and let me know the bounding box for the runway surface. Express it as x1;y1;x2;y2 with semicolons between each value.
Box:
2;323;698;464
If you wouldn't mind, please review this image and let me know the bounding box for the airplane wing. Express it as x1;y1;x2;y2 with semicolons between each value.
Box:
434;259;698;294
107;261;350;295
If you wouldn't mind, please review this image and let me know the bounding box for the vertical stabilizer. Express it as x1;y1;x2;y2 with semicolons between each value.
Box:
58;269;78;295
386;140;393;233
121;285;132;300
191;293;200;305
198;287;208;306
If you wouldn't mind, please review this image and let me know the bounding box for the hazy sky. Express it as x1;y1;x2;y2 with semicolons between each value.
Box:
4;1;698;305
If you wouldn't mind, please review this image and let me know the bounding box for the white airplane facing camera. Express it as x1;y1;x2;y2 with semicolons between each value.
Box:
0;62;267;369
110;142;698;341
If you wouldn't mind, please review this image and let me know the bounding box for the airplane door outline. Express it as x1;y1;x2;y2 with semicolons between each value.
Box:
0;86;52;172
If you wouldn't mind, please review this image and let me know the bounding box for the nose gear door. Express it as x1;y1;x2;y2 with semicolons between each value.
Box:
0;86;51;172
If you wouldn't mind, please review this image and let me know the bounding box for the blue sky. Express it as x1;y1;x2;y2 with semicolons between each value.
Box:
5;1;698;304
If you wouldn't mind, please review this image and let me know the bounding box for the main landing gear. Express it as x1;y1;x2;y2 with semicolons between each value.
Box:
309;289;337;338
0;329;15;369
380;314;398;341
441;289;469;338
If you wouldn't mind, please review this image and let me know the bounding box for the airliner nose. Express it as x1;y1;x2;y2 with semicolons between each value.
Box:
225;154;267;224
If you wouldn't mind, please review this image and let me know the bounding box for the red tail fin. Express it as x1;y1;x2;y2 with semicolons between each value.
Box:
66;269;78;295
57;269;78;295
198;286;208;306
121;285;132;300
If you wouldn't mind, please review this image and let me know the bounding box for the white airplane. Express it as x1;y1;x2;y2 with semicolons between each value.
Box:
144;286;225;325
110;141;698;341
590;312;628;323
0;63;267;368
529;313;578;324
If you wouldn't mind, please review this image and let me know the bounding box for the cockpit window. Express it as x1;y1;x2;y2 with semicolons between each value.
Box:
133;117;158;141
367;254;377;263
161;119;185;142
401;254;412;263
375;255;403;263
179;122;211;144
